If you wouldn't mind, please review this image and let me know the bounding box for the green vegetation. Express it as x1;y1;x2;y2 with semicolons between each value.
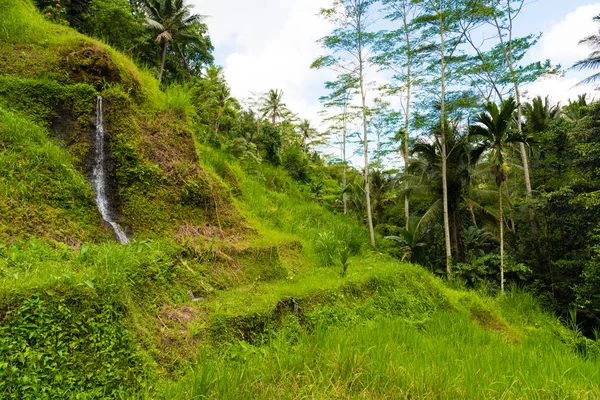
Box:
157;311;599;399
1;0;600;398
0;106;108;243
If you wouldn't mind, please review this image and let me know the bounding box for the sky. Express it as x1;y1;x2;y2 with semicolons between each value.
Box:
192;0;334;125
191;0;600;162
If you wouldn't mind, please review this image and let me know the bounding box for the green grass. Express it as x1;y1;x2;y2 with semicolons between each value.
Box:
2;0;64;44
146;144;600;399
0;106;108;243
0;239;182;398
154;309;600;399
193;145;371;265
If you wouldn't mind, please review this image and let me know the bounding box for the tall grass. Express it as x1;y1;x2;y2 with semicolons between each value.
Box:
154;311;600;399
195;144;368;266
161;84;196;121
2;0;65;44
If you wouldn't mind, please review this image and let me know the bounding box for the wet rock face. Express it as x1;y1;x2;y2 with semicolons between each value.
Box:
62;44;122;89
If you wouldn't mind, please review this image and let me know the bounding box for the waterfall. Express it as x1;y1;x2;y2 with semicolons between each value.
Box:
92;96;129;244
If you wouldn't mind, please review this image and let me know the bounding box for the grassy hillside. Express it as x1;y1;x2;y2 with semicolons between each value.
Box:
0;1;599;398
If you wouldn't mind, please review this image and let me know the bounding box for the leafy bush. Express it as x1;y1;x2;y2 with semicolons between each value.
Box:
455;254;531;289
256;124;281;165
0;291;144;398
281;145;310;182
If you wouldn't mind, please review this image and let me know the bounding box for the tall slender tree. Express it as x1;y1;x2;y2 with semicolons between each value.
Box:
320;74;358;215
469;97;524;293
313;0;377;247
487;0;557;229
413;0;478;278
370;98;400;170
376;0;421;230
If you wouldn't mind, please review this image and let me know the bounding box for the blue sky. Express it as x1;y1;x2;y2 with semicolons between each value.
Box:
522;0;597;31
192;0;600;160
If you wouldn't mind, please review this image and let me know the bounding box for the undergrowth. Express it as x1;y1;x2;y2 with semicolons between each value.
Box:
154;309;600;399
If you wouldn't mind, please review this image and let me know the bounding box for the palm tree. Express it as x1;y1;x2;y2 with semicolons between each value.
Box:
142;0;205;83
259;89;287;126
469;97;525;293
213;85;239;135
409;125;485;264
573;15;600;86
563;94;590;126
385;215;433;264
369;169;395;226
523;96;560;134
297;119;318;152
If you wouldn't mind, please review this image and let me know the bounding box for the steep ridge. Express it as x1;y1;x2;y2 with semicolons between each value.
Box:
1;0;245;244
0;1;599;399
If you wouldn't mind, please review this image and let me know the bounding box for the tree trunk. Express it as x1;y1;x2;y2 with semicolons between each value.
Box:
468;199;478;228
343;113;348;215
403;0;412;230
176;43;192;79
493;9;536;232
504;178;517;235
516;93;536;232
439;2;453;279
499;183;505;293
357;14;376;247
159;39;168;83
362;84;375;248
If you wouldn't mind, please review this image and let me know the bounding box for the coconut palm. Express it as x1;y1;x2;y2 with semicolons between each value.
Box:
562;94;590;126
523;96;560;134
259;89;288;126
409;123;489;263
469;97;525;293
297;119;317;152
573;15;600;86
142;0;206;83
213;85;239;135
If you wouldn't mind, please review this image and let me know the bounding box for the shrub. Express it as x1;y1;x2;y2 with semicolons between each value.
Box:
314;232;340;267
282;145;310;182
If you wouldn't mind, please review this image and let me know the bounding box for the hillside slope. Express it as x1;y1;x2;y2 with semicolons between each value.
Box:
0;1;599;399
1;0;244;244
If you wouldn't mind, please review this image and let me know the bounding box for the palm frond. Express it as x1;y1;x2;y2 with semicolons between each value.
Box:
144;18;165;31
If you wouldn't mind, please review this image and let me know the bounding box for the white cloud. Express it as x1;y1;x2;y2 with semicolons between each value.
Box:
524;4;600;103
522;75;592;104
192;0;335;124
532;4;600;68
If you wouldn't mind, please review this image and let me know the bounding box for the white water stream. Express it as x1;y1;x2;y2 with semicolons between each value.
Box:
92;96;129;244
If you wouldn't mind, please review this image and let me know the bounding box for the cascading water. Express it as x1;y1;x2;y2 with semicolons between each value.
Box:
92;96;129;244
